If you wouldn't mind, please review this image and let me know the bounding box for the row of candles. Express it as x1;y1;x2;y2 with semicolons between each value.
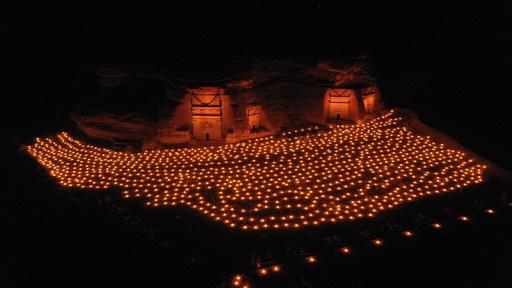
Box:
231;207;499;287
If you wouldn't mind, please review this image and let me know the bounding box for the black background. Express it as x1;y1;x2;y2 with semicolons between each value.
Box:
6;1;512;287
8;1;512;170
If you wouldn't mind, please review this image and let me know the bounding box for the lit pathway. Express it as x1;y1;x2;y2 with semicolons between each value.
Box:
27;111;486;230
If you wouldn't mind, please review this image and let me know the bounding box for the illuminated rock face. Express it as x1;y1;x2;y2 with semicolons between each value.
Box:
323;85;381;123
190;87;224;141
192;116;222;141
324;88;363;123
27;111;486;231
77;59;382;147
362;86;380;114
188;87;234;141
324;88;355;122
172;87;265;143
246;105;261;131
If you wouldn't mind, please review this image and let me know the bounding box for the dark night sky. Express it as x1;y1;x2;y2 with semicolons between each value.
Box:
5;2;512;288
7;1;512;168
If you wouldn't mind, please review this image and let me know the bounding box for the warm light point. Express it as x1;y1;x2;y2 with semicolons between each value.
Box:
372;239;383;246
458;216;470;222
307;256;317;263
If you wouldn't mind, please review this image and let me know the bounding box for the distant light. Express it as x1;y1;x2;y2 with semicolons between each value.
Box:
484;209;495;214
233;275;242;286
402;230;414;237
341;247;351;254
272;265;281;272
258;268;268;276
458;215;470;222
372;239;383;246
307;256;317;263
432;223;442;229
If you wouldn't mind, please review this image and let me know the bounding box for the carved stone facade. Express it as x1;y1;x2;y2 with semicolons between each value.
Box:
246;105;261;132
323;85;380;123
190;87;226;141
157;83;381;146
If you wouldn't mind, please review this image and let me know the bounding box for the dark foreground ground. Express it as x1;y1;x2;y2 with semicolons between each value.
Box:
5;135;512;287
6;2;512;287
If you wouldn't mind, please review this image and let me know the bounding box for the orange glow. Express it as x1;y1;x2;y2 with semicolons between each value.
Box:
458;216;470;222
402;230;414;237
341;247;351;254
372;239;383;246
484;209;495;214
307;256;317;263
26;111;486;231
432;223;442;229
272;265;281;272
233;275;242;286
258;268;268;276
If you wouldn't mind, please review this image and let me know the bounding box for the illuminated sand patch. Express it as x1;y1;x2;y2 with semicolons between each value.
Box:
26;111;486;230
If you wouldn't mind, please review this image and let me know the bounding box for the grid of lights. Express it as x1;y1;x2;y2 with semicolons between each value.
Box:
26;111;486;230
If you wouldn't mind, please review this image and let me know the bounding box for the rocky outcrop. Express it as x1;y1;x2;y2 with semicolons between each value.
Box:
73;113;156;141
74;57;378;147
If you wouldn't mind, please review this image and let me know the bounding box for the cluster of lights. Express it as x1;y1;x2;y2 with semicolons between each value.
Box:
257;265;281;277
232;275;250;288
26;111;486;230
